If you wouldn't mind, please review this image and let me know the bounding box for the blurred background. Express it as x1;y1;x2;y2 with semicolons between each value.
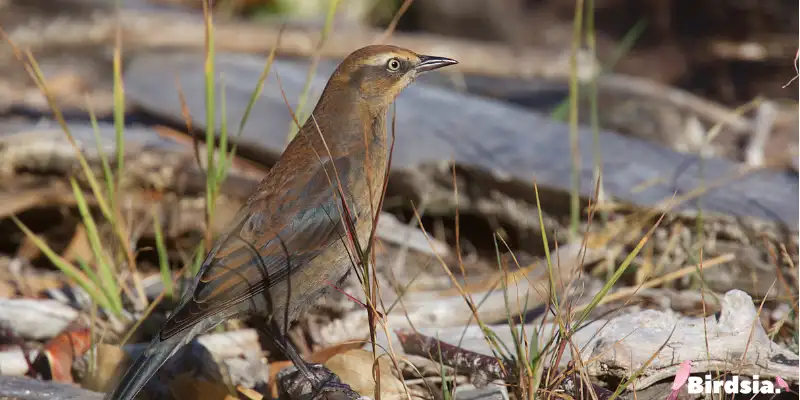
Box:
0;1;798;399
3;0;798;167
127;0;799;103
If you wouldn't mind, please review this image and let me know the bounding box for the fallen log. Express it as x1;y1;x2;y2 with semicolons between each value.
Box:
123;52;798;229
0;375;104;400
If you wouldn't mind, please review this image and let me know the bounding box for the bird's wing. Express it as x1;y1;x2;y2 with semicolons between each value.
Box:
160;156;358;340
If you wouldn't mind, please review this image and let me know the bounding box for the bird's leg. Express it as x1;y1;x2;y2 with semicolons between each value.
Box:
271;335;354;399
274;335;316;380
254;319;340;389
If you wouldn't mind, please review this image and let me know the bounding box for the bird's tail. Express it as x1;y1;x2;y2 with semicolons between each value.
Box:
104;331;190;400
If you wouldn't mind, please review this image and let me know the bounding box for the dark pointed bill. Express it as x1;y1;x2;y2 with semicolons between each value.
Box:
415;55;458;73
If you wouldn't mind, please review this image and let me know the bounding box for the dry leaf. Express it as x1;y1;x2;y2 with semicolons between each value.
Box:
309;341;365;364
62;224;95;265
81;344;129;392
170;372;237;400
0;279;15;297
325;349;406;400
237;385;264;399
31;325;91;383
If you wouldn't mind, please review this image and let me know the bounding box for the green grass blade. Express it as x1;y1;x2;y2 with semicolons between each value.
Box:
236;35;281;139
23;55;114;222
436;334;452;400
572;215;664;330
217;78;229;186
76;257;119;313
607;325;678;399
69;178;122;312
527;326;540;367
480;324;514;361
112;45;125;203
204;6;218;225
585;0;609;230
223;34;283;183
152;211;173;299
11;217;113;312
76;258;103;291
20;30;142;310
532;181;560;315
86;103;115;205
495;234;526;373
603;19;648;72
287;0;341;141
550;19;647;122
567;0;585;238
70;179;123;313
192;242;206;276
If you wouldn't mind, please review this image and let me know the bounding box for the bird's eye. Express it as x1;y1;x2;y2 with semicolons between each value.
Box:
386;58;401;72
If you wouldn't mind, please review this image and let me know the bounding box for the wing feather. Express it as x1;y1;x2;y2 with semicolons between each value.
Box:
160;156;354;340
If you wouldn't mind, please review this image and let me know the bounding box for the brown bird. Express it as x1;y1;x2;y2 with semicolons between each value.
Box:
106;45;457;400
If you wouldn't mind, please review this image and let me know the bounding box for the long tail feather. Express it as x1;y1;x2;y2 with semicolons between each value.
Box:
104;331;189;400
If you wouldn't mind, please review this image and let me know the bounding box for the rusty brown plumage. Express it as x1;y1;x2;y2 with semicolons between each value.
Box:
106;45;457;400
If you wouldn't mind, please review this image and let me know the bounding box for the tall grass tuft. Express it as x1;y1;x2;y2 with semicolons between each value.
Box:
567;0;586;239
2;21;145;316
0;0;276;329
202;0;219;257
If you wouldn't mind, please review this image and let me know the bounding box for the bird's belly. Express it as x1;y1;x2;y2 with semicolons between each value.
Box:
262;214;375;331
265;240;354;330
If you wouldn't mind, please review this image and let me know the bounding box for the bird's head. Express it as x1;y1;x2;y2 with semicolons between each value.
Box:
331;44;458;109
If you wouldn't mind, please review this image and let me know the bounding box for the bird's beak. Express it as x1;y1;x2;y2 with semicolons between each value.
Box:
415;55;458;73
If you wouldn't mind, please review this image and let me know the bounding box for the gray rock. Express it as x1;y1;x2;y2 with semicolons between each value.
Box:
454;383;509;400
0;376;103;400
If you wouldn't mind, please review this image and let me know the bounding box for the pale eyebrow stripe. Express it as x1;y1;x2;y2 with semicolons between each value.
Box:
365;54;393;66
